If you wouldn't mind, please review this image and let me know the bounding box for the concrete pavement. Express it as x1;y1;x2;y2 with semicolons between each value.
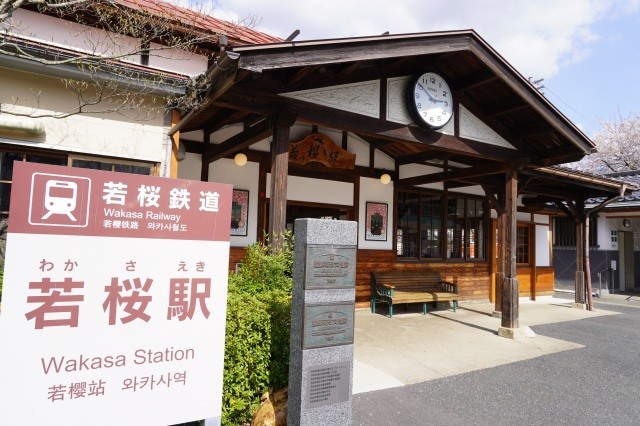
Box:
352;297;619;394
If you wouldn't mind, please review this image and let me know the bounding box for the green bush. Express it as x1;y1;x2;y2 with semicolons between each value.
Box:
222;288;272;424
222;236;293;425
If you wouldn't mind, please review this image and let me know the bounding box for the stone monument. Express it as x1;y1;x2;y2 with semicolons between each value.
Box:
288;219;357;426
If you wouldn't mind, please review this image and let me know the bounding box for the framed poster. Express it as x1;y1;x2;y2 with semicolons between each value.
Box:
365;202;388;241
230;189;249;236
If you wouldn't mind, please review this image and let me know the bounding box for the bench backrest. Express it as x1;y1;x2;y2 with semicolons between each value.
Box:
372;271;442;287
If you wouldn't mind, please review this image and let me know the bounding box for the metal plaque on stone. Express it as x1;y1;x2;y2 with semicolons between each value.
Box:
303;302;355;349
305;360;351;409
304;244;356;289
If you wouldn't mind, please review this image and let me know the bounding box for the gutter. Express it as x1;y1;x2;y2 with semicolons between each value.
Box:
0;48;188;97
168;51;240;137
0;115;45;135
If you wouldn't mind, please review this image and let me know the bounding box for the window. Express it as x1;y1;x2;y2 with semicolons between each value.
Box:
552;216;598;247
0;146;156;266
516;225;530;264
397;189;485;261
611;230;618;243
0;151;67;219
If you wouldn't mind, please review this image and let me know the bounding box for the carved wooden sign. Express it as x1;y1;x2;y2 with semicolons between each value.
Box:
289;133;355;169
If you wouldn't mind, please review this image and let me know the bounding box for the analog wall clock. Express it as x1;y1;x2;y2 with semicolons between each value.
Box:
406;71;454;129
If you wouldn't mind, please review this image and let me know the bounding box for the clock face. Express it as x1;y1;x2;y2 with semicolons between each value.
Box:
407;72;454;129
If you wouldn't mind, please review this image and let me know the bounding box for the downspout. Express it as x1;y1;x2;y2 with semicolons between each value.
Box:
0;115;45;135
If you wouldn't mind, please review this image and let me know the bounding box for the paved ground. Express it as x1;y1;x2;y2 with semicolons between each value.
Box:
352;295;640;425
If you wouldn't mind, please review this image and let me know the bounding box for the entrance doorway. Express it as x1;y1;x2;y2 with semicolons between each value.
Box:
619;231;635;292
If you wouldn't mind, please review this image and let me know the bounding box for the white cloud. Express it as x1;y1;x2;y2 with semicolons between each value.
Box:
207;0;636;79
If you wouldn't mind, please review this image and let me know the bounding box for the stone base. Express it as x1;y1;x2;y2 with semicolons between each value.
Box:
491;311;502;318
498;325;536;340
571;303;587;310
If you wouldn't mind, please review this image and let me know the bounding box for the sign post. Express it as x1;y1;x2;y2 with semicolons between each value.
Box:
288;219;357;426
0;162;232;426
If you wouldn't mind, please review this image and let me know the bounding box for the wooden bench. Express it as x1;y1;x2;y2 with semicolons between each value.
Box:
370;271;458;318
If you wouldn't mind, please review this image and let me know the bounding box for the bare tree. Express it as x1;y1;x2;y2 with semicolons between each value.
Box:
570;112;640;173
1;0;225;119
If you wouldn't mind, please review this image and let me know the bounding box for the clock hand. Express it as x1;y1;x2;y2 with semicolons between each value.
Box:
417;83;436;102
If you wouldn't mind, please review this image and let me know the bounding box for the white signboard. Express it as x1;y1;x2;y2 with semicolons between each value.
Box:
0;162;233;426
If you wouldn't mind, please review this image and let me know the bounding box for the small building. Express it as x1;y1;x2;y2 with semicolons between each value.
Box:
554;171;640;293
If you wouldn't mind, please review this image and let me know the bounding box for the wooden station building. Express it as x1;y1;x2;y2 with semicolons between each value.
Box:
171;30;632;329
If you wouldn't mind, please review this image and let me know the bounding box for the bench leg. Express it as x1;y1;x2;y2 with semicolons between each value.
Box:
389;303;393;318
371;297;376;313
422;302;427;315
453;301;457;312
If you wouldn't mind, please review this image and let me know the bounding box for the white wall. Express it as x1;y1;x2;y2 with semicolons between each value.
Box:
359;177;394;250
535;224;551;266
11;9;209;76
266;175;354;206
178;152;202;181
208;159;260;247
534;214;550;224
0;68;167;163
399;163;444;191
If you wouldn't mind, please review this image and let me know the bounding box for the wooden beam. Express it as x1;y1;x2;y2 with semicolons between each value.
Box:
268;112;296;250
395;149;450;166
200;132;211;182
453;70;498;92
235;35;471;72
202;118;273;164
483;99;529;118
170;109;181;179
396;161;520;188
501;169;519;329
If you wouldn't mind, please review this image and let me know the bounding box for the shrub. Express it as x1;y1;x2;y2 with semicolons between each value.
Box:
222;288;271;425
222;235;293;425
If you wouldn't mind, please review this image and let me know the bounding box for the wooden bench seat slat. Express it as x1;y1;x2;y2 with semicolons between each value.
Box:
371;271;458;318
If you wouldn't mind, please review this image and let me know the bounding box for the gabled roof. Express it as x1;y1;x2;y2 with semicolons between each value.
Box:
179;30;595;169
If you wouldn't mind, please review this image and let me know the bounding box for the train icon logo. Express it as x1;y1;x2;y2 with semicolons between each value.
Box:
29;172;91;227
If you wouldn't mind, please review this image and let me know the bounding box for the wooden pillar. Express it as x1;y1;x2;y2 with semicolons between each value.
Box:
501;170;519;329
495;195;505;314
170;109;181;178
584;212;593;310
200;131;211;182
268;112;296;251
574;200;586;305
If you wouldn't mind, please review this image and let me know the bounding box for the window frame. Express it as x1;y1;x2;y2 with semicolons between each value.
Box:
0;146;157;219
395;187;487;262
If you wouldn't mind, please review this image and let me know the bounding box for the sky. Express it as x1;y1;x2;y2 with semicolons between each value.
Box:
205;0;640;138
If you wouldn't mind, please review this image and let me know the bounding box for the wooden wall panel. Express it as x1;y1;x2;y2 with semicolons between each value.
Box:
356;249;491;307
229;247;247;272
517;266;533;295
535;266;555;295
228;248;553;306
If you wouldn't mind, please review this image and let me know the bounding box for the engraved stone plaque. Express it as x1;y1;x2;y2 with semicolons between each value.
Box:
303;303;355;349
305;361;351;409
304;244;356;289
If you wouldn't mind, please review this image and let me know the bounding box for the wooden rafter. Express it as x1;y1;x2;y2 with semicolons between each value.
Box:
202;118;272;164
395;149;451;165
453;70;498;92
396;161;519;188
483;99;529;118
